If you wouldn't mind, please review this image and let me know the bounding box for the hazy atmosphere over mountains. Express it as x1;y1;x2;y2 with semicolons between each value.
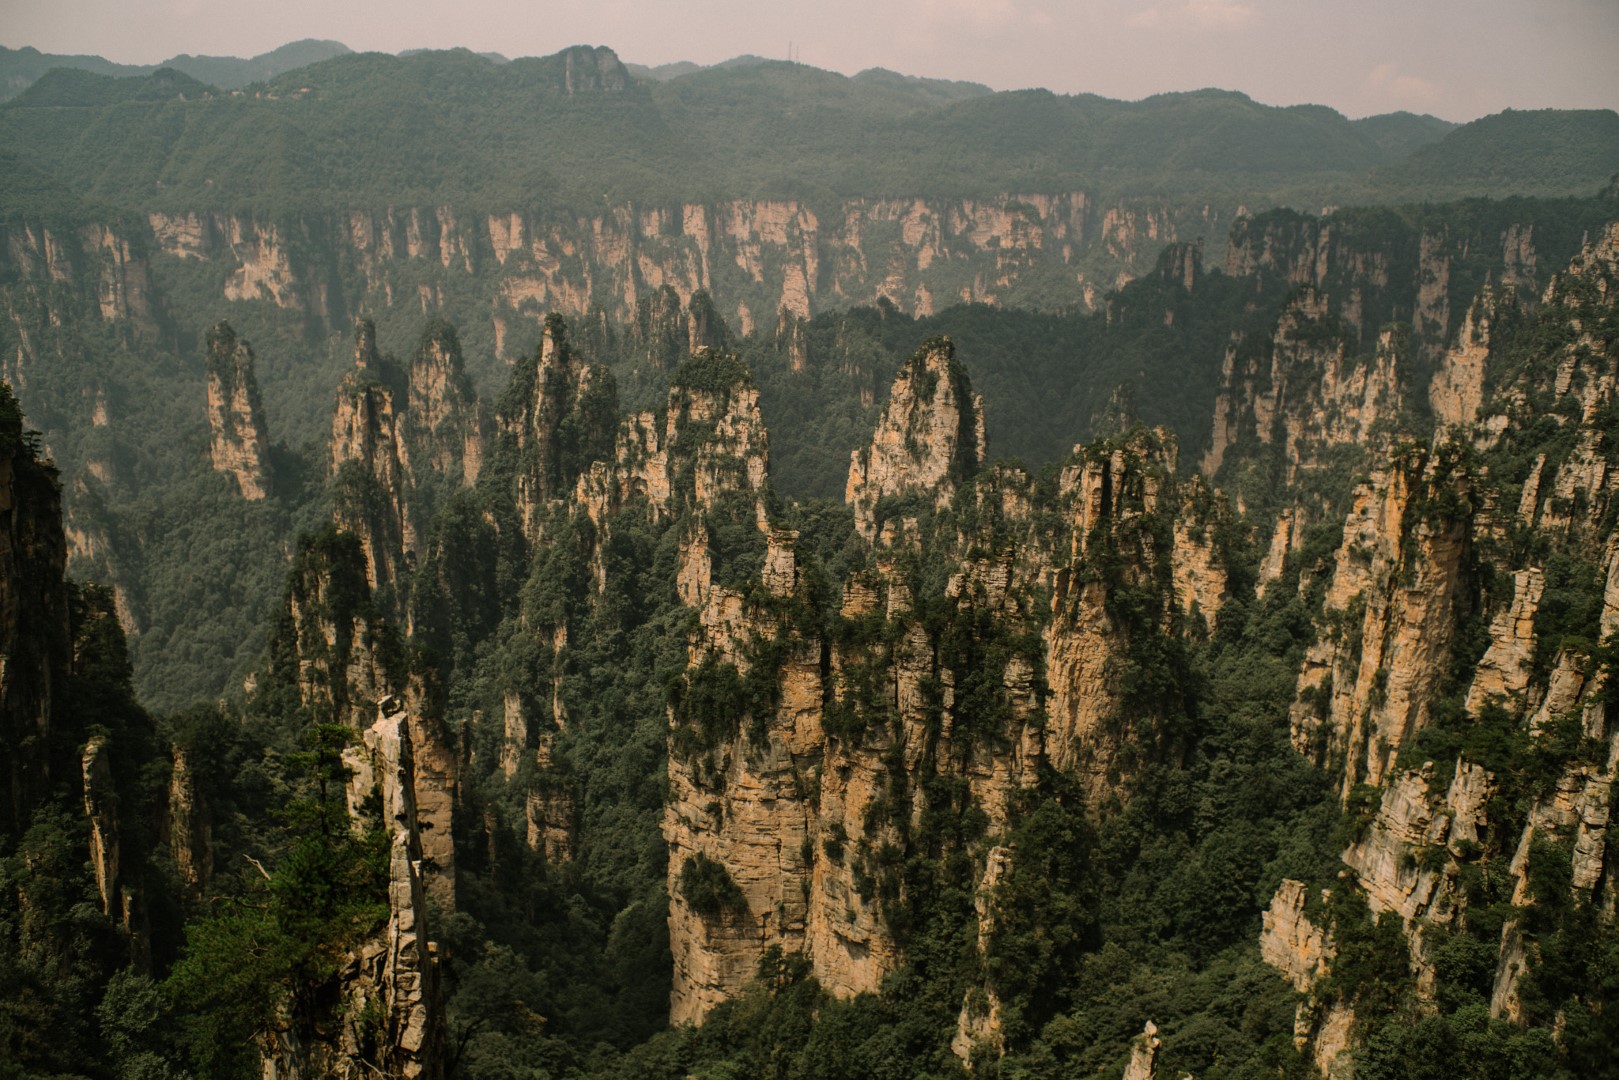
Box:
3;5;1619;1080
6;0;1619;119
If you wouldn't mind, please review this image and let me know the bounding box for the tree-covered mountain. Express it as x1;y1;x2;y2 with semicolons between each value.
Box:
6;44;1614;217
0;38;351;100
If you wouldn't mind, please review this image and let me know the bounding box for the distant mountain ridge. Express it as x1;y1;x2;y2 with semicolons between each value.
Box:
7;42;1609;222
0;38;351;99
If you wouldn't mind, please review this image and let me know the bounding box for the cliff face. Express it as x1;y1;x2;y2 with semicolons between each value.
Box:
634;285;732;369
1046;429;1225;790
90;191;1204;365
1204;206;1588;486
204;321;273;500
0;382;69;833
331;321;414;595
1221;211;1476;355
0;222;156;387
845;337;985;540
274;532;457;907
405;321;484;488
1260;220;1619;1071
1202;290;1407;481
1288;441;1475;794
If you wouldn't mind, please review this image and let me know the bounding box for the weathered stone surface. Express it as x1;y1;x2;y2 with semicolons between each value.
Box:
167;745;211;895
1289;444;1472;793
1122;1020;1160;1080
81;736;121;920
1311;1000;1356;1077
953;846;1013;1063
847;338;985;540
262;529;448;1076
1045;430;1215;804
268;704;445;1079
331;322;414;592
1430;286;1505;432
205;321;272;500
128;192;1188;344
1342;767;1451;924
1261;879;1333;993
1464;568;1545;715
0;395;71;834
405;321;484;488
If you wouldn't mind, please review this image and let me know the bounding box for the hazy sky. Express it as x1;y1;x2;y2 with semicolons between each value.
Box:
4;0;1616;121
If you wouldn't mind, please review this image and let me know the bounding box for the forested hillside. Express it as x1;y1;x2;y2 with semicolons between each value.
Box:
0;39;352;100
3;46;1616;215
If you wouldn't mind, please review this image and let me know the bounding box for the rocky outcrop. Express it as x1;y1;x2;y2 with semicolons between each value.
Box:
260;530;450;1077
1202;288;1406;481
204;321;273;500
1260;880;1362;1077
594;349;769;530
81;736;123;922
404;321;484;489
166;745;211;896
0;381;70;835
330;319;487;599
1122;1020;1161;1080
1223;209;1544;359
633;286;731;369
952;846;1013;1063
1429;285;1508;433
1261;879;1334;992
554;44;630;95
273;527;457;904
222;219;301;309
1464;568;1544;714
1045;429;1217;803
1502;222;1619;547
1288;442;1473;793
846;337;985;540
661;354;1210;1025
1270;222;1619;1070
111;192;1207;360
1337;762;1492;992
263;700;445;1080
0;223;155;385
499;314;618;536
331;321;414;594
663;528;819;1024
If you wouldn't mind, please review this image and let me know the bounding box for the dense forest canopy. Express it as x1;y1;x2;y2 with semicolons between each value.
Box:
0;46;1614;216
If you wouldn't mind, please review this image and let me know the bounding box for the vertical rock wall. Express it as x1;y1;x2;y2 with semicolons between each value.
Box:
204;321;273;500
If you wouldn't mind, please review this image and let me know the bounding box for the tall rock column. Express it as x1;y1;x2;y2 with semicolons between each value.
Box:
331;321;415;596
499;314;618;537
259;529;450;1077
846;336;985;540
1043;429;1213;804
653;353;812;1025
405;319;485;487
0;381;70;835
204;321;273;500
